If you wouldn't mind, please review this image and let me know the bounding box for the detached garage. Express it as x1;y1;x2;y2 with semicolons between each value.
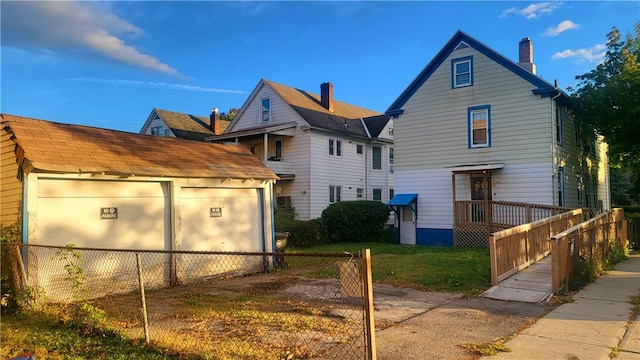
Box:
1;113;279;297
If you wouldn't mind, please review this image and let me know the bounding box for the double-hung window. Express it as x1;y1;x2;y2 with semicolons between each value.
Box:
261;98;271;123
452;56;473;88
372;188;382;202
556;106;563;145
151;126;162;136
329;185;341;203
468;105;490;148
329;139;342;157
557;167;565;207
356;188;364;199
389;147;394;173
372;146;382;170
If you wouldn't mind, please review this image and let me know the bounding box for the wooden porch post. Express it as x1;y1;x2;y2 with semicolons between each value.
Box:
452;173;457;225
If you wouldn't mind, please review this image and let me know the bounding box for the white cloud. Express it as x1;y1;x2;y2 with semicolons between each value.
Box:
500;2;562;19
552;44;607;63
1;1;183;77
65;78;248;94
544;20;580;36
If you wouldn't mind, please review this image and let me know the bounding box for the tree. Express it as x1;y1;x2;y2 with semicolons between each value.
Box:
220;108;238;122
570;23;640;204
570;23;640;169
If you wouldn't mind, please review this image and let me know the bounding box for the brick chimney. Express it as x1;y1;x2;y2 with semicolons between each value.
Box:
210;108;220;134
320;82;334;112
518;38;536;74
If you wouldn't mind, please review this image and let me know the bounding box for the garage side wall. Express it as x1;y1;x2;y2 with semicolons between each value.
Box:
1;131;22;228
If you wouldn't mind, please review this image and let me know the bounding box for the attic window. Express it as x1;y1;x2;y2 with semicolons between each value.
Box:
452;56;473;88
261;97;271;123
454;41;470;50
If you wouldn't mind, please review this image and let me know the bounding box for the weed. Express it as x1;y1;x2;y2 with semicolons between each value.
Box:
459;341;511;356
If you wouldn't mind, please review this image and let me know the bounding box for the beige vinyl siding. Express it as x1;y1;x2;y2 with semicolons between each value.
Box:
493;163;554;204
395;46;553;170
1;130;22;227
281;129;312;220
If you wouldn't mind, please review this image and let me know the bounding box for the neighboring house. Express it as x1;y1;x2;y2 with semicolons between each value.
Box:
139;108;230;140
206;79;394;221
385;31;610;246
1;113;278;299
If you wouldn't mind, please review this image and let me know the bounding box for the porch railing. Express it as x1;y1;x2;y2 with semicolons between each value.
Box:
453;201;573;247
454;200;572;227
488;208;584;285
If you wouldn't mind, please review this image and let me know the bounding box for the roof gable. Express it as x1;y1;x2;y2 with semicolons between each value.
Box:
1;113;276;180
386;30;563;114
141;108;229;140
226;79;381;138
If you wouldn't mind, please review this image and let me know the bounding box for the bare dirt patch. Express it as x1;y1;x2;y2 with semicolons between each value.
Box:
91;271;552;359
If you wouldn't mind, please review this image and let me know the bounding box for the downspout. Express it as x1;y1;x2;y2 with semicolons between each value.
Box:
551;83;562;206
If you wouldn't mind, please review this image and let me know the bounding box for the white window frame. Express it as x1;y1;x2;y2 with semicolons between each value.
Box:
468;105;490;148
372;188;382;202
372;146;382;170
389;147;394;173
389;188;394;201
151;126;162;136
577;173;583;204
356;144;363;155
261;97;271;123
452;56;473;88
329;185;342;203
163;128;171;136
329;138;342;157
356;188;364;199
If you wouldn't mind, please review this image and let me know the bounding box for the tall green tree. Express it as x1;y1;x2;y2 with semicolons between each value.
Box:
570;23;640;169
570;23;640;204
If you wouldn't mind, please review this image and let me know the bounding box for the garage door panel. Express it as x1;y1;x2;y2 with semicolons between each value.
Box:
180;188;262;252
35;180;168;250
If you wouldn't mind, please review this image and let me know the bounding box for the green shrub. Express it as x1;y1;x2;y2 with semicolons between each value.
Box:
321;201;390;243
288;221;322;248
1;222;22;314
274;206;297;232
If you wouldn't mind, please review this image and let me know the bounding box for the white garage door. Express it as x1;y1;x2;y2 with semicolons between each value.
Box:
35;179;169;250
180;187;263;252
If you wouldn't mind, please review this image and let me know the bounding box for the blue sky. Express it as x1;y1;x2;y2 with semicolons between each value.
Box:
1;1;638;133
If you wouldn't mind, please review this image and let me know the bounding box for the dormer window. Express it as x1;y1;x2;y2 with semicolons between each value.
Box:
261;97;271;123
452;56;473;88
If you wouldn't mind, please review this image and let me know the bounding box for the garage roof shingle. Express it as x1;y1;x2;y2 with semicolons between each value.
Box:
1;114;278;180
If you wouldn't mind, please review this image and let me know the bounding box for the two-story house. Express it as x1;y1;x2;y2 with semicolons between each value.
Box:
206;79;394;220
140;108;229;140
385;30;610;246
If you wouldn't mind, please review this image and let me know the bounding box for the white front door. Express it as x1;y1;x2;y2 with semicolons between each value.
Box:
399;206;415;245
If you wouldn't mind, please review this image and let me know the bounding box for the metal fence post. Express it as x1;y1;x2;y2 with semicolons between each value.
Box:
361;248;376;360
135;252;150;343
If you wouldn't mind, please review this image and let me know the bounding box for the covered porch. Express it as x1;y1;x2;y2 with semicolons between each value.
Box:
451;163;570;247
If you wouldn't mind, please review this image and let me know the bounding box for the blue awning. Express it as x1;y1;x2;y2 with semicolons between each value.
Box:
386;194;418;206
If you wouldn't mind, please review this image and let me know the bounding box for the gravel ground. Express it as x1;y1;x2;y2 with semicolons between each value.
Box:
372;284;553;360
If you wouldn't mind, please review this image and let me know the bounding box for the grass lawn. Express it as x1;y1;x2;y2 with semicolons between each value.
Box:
286;242;492;295
0;311;182;360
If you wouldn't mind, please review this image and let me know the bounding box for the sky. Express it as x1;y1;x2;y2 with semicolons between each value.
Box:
1;1;639;134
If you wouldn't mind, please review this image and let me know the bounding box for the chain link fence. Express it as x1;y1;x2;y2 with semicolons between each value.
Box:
5;244;375;360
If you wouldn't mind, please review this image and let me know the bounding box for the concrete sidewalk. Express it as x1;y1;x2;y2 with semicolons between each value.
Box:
484;254;640;360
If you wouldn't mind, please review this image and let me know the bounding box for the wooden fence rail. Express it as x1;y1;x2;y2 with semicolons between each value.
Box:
489;208;584;285
549;208;628;294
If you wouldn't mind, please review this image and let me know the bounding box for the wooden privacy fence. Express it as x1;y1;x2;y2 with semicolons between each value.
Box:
550;208;628;294
489;208;584;285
